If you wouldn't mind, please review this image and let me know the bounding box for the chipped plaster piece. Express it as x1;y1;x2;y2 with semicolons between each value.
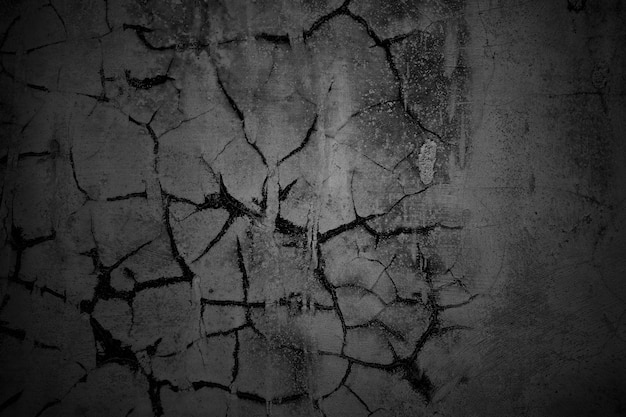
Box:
417;139;437;185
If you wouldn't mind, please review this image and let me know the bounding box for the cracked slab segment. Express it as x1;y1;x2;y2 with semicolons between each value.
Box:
245;97;317;166
212;40;275;113
153;48;245;138
91;298;133;347
320;228;400;301
251;308;344;354
365;184;466;234
345;325;395;365
276;136;355;234
308;354;349;399
89;199;162;267
372;236;430;299
19;96;68;154
115;81;178;128
202;305;246;335
157;142;220;206
20;240;96;302
438;294;488;331
168;202;230;263
335;286;385;327
161;386;228;417
262;398;320;417
369;411;393;417
109;234;183;291
225;396;267;417
277;177;318;230
56;202;96;254
190;217;249;302
71;104;153;200
346;364;429;416
424;226;466;274
168;50;226;119
122;0;213;48
12;158;54;239
151;335;235;388
242;229;333;305
212;135;267;211
377;303;430;354
49;0;110;39
265;399;318;417
316;144;359;234
0;287;95;367
437;281;472;306
0;291;95;417
39;363;152;417
208;0;343;40
348;0;463;40
377;302;432;338
320;385;369;417
389;19;469;143
2;5;65;52
101;28;173;82
307;15;399;130
415;329;481;404
0;339;88;416
320;226;376;257
350;163;406;218
130;283;199;354
234;328;306;400
333;102;423;171
213;41;317;165
17;39;102;95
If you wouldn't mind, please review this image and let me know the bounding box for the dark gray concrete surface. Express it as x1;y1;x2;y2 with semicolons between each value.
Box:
1;0;625;416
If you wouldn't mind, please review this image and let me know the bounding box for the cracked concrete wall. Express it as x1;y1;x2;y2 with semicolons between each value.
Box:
1;0;625;416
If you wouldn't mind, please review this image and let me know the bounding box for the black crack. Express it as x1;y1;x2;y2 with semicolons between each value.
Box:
125;70;173;90
8;226;56;291
0;16;20;50
274;215;307;240
122;24;176;51
214;66;268;167
303;0;353;41
0;390;23;414
89;316;139;370
231;331;240;385
278;179;298;202
235;237;251;324
103;0;112;32
146;374;169;417
69;145;92;201
162;192;195;280
34;400;61;417
255;32;290;45
106;191;148;202
278;114;318;166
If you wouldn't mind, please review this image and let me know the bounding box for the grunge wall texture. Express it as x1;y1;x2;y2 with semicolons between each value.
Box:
1;0;625;416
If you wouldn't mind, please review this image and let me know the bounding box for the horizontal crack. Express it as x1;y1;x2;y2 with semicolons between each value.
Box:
125;70;173;90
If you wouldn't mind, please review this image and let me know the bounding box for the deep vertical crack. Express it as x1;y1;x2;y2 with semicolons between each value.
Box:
235;237;251;324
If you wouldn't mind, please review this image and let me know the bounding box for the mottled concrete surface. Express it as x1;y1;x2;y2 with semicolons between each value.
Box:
0;0;625;416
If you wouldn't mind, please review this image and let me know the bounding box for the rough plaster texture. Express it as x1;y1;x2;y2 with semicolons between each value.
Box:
0;0;625;416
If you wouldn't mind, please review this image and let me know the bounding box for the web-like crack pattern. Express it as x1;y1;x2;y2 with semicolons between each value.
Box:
0;0;473;416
